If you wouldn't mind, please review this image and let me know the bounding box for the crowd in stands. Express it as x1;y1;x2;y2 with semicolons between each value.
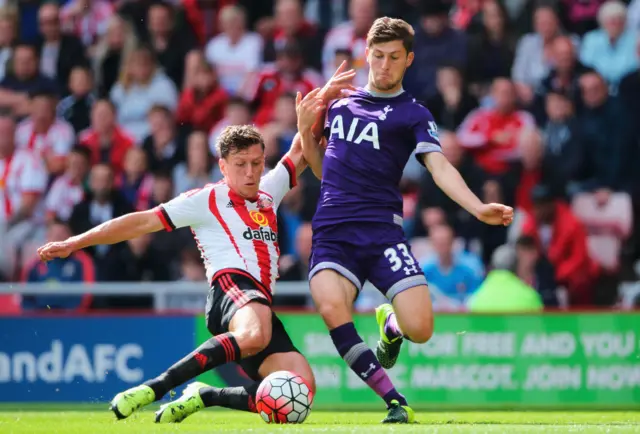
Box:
0;0;639;312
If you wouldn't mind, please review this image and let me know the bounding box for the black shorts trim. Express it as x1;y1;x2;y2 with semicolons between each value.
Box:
211;268;272;304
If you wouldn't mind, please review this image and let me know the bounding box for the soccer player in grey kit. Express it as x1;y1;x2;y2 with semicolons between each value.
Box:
298;18;514;423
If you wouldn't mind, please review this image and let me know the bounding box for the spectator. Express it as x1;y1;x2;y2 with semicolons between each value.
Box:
145;2;196;88
57;65;96;134
540;92;584;196
560;0;607;36
619;36;640;114
246;41;320;127
0;43;58;117
425;63;478;132
15;90;75;175
110;46;178;142
264;0;322;71
92;14;138;97
630;0;640;31
466;0;516;97
262;92;299;165
322;0;377;86
60;0;114;48
176;60;228;132
532;36;590;123
204;5;263;96
173;131;221;196
208;97;252;156
148;170;174;209
0;8;17;82
521;184;599;305
404;1;468;101
141;105;186;173
68;163;133;276
457;78;535;176
580;1;639;90
79;99;135;176
0;112;47;280
576;71;635;196
179;246;206;282
512;234;559;306
279;221;313;281
421;224;485;310
116;147;153;212
44;146;90;222
512;4;576;104
21;218;94;311
35;2;88;95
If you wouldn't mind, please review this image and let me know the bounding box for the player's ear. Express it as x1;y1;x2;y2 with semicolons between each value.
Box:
406;51;414;68
219;157;227;176
365;46;370;62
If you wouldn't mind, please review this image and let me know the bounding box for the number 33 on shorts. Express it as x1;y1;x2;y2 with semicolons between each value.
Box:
384;243;418;276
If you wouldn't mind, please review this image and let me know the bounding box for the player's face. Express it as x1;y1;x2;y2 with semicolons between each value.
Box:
221;143;265;199
366;40;414;93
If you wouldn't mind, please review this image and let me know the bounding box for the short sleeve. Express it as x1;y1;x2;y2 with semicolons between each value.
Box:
411;105;442;166
259;157;296;207
20;155;47;193
154;187;209;231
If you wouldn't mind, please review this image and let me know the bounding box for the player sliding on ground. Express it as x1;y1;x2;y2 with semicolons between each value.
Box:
36;73;354;424
299;18;514;423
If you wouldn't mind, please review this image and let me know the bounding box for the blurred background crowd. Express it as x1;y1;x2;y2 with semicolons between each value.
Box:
0;0;639;313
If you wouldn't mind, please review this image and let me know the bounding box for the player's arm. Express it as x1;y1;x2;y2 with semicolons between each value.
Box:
39;189;207;261
312;60;356;141
297;89;328;179
422;152;513;226
412;109;512;226
38;209;165;261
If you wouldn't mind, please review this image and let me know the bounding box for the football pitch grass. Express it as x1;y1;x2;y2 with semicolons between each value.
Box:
0;406;639;433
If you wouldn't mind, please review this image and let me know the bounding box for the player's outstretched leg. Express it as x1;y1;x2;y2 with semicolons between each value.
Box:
110;332;241;420
154;381;260;423
310;270;414;424
375;303;404;369
155;315;316;423
112;302;272;420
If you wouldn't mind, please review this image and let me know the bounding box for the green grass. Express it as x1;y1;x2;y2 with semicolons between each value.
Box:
0;407;639;433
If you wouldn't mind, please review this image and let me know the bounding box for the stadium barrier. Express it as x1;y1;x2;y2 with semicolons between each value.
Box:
2;308;640;408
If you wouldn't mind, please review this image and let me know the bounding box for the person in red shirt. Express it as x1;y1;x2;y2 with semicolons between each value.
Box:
457;78;535;175
521;184;599;305
79;99;135;175
176;59;228;132
244;41;322;127
263;0;322;70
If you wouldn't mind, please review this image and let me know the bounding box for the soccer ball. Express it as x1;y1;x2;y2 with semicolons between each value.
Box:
255;370;313;424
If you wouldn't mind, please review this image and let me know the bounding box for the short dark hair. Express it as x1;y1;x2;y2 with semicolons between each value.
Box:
70;145;91;161
29;89;58;101
216;125;264;159
516;235;537;250
366;17;414;54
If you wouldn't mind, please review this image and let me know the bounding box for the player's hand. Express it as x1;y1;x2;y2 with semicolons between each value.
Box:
296;88;325;133
37;240;76;261
476;203;514;226
319;60;357;102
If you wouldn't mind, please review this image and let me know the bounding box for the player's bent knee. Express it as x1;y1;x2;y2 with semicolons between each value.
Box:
403;317;434;344
236;327;271;355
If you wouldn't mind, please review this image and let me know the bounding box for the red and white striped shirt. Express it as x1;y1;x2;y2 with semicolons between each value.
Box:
322;21;368;87
44;174;85;221
15;118;75;159
155;157;297;296
61;0;114;46
0;150;47;221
